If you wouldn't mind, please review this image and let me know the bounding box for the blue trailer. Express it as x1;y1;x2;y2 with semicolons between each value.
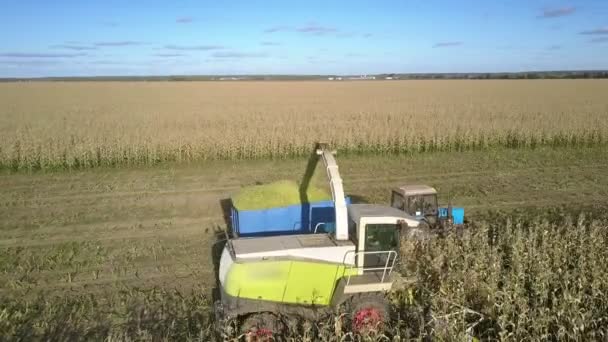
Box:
231;197;351;237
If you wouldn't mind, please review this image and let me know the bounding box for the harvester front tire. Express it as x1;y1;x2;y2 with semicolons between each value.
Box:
348;293;390;335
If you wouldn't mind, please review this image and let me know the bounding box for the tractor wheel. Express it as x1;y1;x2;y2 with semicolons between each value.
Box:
404;221;431;241
348;293;390;335
240;312;284;341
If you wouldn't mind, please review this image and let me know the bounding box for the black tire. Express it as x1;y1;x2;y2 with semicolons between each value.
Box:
405;221;431;241
347;293;390;335
240;313;284;341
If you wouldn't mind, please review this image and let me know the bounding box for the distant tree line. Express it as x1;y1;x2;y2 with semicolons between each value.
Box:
380;71;608;80
1;71;608;82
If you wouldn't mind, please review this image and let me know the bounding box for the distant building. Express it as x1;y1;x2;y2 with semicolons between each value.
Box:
348;75;376;80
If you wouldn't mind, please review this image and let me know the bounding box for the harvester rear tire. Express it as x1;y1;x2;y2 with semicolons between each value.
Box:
240;312;284;341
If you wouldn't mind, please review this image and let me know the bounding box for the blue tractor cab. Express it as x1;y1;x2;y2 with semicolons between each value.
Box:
390;185;464;228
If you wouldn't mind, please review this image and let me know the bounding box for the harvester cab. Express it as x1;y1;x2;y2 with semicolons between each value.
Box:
347;204;408;271
390;185;465;230
215;144;420;337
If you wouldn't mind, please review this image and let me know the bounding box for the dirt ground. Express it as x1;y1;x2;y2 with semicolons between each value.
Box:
1;146;607;299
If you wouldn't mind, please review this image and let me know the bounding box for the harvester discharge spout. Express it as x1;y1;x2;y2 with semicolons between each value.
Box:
315;143;348;240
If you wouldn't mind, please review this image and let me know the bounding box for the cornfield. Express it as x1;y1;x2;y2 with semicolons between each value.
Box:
396;210;608;341
1;80;607;171
2;211;607;340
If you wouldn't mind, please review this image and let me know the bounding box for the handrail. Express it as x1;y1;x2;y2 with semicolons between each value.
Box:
223;230;236;258
342;250;398;285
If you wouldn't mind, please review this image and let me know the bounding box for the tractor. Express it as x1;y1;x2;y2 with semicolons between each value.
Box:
390;185;464;233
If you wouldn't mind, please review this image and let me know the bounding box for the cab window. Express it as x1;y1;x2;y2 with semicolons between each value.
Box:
364;224;399;252
423;195;438;215
391;192;405;210
407;195;438;216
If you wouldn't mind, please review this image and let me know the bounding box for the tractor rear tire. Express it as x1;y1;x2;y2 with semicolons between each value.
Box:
347;293;390;335
403;221;431;241
240;312;284;341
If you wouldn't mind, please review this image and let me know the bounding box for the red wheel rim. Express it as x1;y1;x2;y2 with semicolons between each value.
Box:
247;327;273;341
353;307;383;332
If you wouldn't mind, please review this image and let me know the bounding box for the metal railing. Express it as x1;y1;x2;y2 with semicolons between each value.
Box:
314;222;325;233
342;250;398;285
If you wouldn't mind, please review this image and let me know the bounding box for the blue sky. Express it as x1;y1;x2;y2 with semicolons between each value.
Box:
1;0;607;77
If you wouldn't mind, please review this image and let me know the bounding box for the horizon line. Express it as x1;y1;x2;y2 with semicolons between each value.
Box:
2;69;608;80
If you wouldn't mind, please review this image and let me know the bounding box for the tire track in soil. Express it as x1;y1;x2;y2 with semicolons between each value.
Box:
3;163;605;205
2;159;606;249
0;268;216;296
345;163;608;185
0;218;224;248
